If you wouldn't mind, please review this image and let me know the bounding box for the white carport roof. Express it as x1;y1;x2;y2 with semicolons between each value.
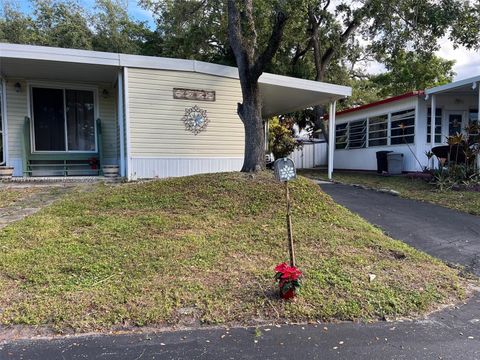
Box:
0;43;351;116
425;75;480;96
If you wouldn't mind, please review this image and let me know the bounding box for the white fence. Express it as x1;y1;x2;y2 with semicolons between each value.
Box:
289;141;327;169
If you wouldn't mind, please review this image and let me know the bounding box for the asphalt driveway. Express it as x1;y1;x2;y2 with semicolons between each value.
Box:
320;183;480;276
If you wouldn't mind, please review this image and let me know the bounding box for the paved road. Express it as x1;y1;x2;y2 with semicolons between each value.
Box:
1;184;479;360
1;295;479;360
320;183;480;276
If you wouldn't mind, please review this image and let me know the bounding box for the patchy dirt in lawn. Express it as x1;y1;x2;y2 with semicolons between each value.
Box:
0;183;83;230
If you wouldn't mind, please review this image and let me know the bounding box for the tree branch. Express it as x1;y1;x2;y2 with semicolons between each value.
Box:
291;40;313;66
252;9;288;80
320;19;360;72
227;0;249;75
317;0;373;80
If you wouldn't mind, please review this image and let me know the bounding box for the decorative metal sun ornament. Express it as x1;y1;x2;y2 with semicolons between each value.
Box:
182;105;209;135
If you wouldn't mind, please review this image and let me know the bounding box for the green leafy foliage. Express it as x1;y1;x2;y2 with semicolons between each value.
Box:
430;123;480;191
373;51;456;97
449;1;480;50
0;0;158;55
268;117;301;159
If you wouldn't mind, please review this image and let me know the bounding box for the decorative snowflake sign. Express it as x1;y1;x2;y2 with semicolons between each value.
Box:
182;105;209;135
274;158;296;182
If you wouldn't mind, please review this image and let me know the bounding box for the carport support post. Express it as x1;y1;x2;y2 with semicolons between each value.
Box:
431;94;436;170
328;101;336;180
431;95;436;148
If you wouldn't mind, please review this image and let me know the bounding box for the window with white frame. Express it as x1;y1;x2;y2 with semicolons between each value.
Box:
469;109;479;125
427;108;442;143
335;123;348;149
368;114;388;147
348;119;367;149
469;109;479;142
390;109;415;145
31;87;96;152
0;81;4;165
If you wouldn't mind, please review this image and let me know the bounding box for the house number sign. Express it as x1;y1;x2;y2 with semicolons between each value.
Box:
173;88;216;102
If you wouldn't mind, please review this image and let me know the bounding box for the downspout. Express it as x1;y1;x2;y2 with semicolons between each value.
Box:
123;67;133;180
264;118;269;152
0;79;8;167
117;69;126;177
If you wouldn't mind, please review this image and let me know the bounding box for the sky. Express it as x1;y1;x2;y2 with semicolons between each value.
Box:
14;0;156;27
11;0;480;81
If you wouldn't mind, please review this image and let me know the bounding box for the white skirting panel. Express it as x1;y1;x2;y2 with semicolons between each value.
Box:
130;157;244;179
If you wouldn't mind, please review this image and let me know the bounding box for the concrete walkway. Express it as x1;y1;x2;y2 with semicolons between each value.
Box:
1;183;479;359
0;183;77;230
320;183;480;276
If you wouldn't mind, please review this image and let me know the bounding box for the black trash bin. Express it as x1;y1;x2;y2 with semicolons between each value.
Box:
376;151;392;174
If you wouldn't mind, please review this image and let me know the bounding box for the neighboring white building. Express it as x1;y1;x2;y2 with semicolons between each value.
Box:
334;77;480;172
0;43;351;180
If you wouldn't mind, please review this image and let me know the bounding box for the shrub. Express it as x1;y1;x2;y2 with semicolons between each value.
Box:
268;117;302;160
430;123;480;191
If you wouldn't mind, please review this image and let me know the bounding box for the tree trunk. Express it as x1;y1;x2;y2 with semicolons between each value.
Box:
313;104;328;142
313;65;328;142
238;82;265;172
227;0;288;172
306;3;366;143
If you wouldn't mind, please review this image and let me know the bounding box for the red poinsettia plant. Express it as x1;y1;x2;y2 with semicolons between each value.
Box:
88;157;99;170
274;262;302;300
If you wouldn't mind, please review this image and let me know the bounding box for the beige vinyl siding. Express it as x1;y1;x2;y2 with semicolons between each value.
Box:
127;68;245;158
5;79;28;161
98;87;118;164
4;79;118;174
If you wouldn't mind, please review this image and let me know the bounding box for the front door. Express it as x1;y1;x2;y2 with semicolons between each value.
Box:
446;112;466;137
31;87;97;152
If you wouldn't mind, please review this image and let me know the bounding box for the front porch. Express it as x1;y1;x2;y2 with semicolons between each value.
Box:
22;117;105;177
424;76;480;168
0;55;122;178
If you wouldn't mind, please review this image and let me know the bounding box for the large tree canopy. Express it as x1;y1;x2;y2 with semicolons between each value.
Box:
0;0;159;54
372;51;456;98
449;0;480;49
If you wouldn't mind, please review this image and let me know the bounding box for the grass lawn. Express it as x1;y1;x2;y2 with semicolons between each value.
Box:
0;172;471;333
299;169;480;216
0;188;41;209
